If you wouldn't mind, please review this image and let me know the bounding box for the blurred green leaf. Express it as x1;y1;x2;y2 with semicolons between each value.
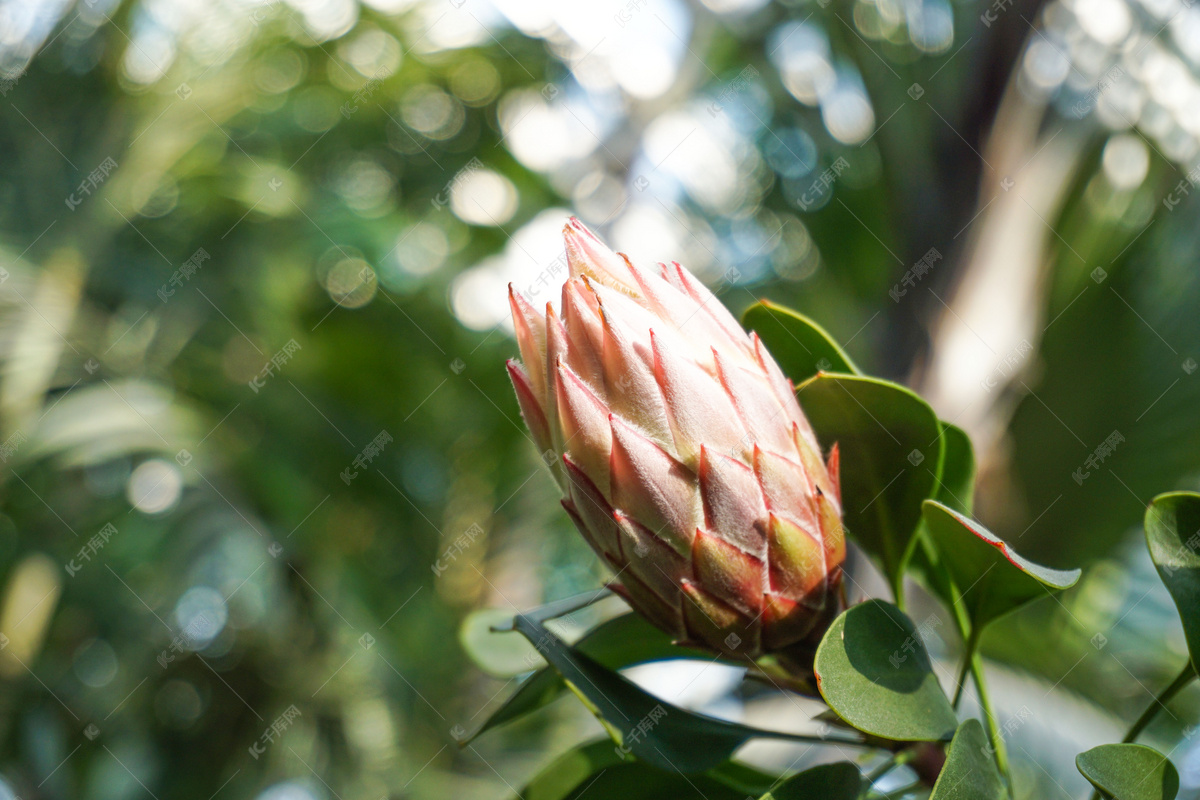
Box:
519;739;772;800
1145;492;1200;671
468;612;717;743
1076;744;1179;800
933;423;975;515
742;300;859;383
759;762;863;799
796;373;943;597
921;500;1080;632
813;599;957;742
461;607;546;676
512;612;861;772
930;719;1004;800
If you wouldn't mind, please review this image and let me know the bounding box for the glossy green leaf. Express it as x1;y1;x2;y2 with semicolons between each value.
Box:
911;424;977;634
513;614;863;772
759;762;863;799
922;500;1081;631
795;373;943;595
742;300;859;383
933;422;976;514
1076;744;1179;800
1145;492;1200;671
520;739;771;800
467;612;715;743
813;599;957;742
930;719;1004;800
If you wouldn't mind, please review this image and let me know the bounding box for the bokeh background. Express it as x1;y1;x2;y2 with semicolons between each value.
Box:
1;0;1199;796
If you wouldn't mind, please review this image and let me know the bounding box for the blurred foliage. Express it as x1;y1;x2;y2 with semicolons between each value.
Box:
0;0;1199;797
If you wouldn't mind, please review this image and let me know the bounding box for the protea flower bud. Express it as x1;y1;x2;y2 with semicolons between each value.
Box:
506;218;844;659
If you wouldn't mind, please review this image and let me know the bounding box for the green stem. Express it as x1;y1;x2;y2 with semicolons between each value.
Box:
1121;662;1196;744
867;780;923;800
952;627;982;710
970;650;1013;797
867;748;918;784
892;571;907;614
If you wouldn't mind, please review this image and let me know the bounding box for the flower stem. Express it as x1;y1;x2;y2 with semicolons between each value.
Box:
1121;662;1196;744
866;748;918;784
952;627;982;710
970;650;1013;797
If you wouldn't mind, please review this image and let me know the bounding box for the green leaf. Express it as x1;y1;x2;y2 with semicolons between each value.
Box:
512;613;862;773
933;423;976;514
759;762;863;799
742;300;859;383
813;599;957;742
460;607;545;676
930;719;1005;800
910;424;977;634
1076;744;1180;800
921;500;1081;632
519;739;768;800
795;373;943;596
1145;492;1200;671
466;612;717;743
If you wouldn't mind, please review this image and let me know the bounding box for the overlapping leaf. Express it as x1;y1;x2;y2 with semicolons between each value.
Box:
1144;492;1200;671
742;300;859;382
930;719;1005;800
512;613;862;773
758;762;863;800
932;423;975;514
1076;744;1179;800
518;739;776;800
921;500;1080;632
813;599;957;742
796;373;944;596
467;612;715;742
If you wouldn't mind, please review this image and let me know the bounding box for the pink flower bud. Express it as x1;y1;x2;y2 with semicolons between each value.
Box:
508;218;844;658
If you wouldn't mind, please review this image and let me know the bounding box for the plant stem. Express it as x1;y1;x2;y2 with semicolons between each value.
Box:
866;748;918;783
892;572;907;614
970;650;1013;797
952;627;981;710
1121;662;1196;744
867;780;923;799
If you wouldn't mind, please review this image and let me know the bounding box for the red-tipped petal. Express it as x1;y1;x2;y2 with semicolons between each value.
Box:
561;278;606;389
815;488;846;567
610;574;683;639
597;297;673;450
766;513;827;603
753;444;820;534
563;217;640;294
752;332;818;450
792;423;838;505
507;359;553;465
563;455;622;560
826;443;841;508
628;261;744;366
692;527;765;615
609;414;701;557
651;330;749;468
614;510;688;605
761;592;821;651
713;347;797;458
544;306;569;451
669;261;752;346
698;446;767;557
680;579;760;657
509;285;547;399
562;498;623;570
555;360;612;490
